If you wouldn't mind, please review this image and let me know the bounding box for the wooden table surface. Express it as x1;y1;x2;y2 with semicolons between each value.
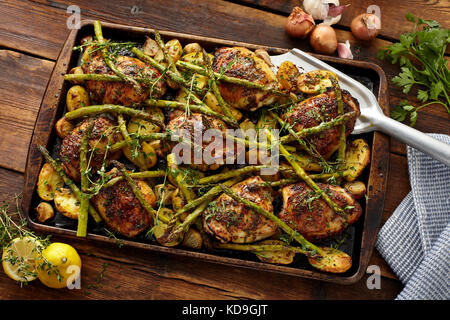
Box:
0;0;449;300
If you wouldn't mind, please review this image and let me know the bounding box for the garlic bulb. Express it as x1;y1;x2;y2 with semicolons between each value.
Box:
303;0;347;25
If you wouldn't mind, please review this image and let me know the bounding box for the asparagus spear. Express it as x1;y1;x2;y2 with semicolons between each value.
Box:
110;132;170;153
64;104;164;128
117;114;147;170
174;176;242;218
266;130;347;218
77;122;94;237
131;47;205;97
103;170;166;188
167;153;196;202
176;60;289;97
112;160;170;225
214;241;352;273
144;99;237;127
331;76;347;171
64;73;158;86
202;49;238;127
219;184;323;255
93;21;141;93
37;144;102;223
279;111;357;144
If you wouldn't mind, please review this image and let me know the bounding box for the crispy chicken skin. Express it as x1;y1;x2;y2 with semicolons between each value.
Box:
83;55;166;106
60;116;123;182
91;168;156;238
279;182;362;241
166;112;232;171
282;89;360;158
212;47;278;111
203;176;278;243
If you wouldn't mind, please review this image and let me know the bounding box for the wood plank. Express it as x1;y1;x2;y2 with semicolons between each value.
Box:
234;0;450;41
0;50;54;172
0;233;403;299
0;166;401;299
2;0;393;65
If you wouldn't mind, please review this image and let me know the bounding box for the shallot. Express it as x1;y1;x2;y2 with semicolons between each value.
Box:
350;13;381;41
285;7;315;38
309;24;338;55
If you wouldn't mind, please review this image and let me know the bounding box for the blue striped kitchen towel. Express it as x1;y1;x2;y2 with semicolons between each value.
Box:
376;133;450;300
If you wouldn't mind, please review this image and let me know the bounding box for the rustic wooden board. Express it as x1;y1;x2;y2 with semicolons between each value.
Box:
3;0;448;300
1;0;447;159
0;50;54;172
234;0;450;41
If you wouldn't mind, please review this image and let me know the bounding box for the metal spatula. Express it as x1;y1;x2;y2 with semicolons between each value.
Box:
270;49;450;167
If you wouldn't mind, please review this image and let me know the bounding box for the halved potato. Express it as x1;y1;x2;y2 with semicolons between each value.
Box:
255;240;295;265
344;139;371;182
297;70;337;94
308;247;352;273
35;202;55;223
37;163;64;201
165;39;183;63
66;85;90;112
277;61;300;92
53;188;80;220
343;180;367;200
181;51;205;66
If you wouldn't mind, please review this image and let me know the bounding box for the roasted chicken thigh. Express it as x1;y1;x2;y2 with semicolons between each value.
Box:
91;167;156;238
282;89;360;158
279;182;362;241
60;116;123;182
166;112;232;171
83;54;166;106
212;47;278;111
203;176;278;243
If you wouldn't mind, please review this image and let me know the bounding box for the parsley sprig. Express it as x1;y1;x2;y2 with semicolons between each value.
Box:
378;13;450;126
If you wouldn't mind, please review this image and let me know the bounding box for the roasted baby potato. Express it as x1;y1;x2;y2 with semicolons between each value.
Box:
37;163;64;201
256;111;278;130
127;107;164;135
344;139;371;182
68;66;84;85
181;228;203;250
297;70;336;94
255;240;295;265
154;183;177;206
183;42;202;55
55;117;75;139
123;142;158;170
66;85;90;112
153;208;181;247
53;188;80;220
171;188;187;215
343;180;367;200
142;37;163;61
35;202;55;223
165;39;183;63
277;61;300;92
308;247;352;273
181;51;205;66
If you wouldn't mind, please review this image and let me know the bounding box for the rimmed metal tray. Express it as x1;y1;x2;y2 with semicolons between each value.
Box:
22;20;389;284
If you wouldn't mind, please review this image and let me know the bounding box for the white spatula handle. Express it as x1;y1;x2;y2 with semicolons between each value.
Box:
372;113;450;166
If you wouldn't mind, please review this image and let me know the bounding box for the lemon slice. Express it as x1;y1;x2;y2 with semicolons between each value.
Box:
2;237;43;282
